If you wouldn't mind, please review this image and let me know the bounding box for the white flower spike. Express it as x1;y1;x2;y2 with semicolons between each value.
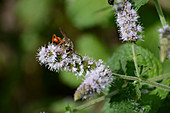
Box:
116;0;143;41
37;41;113;101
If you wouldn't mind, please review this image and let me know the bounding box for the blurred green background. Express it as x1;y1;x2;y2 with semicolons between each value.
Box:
0;0;170;113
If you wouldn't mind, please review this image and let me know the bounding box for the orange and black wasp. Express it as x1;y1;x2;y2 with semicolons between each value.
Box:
51;28;81;58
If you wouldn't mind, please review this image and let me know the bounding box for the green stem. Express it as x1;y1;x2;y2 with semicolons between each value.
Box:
71;89;119;113
112;73;140;81
112;73;170;91
142;79;170;91
132;42;140;78
148;73;170;81
153;0;167;26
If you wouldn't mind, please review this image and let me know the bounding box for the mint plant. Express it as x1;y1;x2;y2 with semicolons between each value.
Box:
37;0;170;113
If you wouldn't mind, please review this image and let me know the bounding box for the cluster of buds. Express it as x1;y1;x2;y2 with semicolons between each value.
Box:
159;25;170;38
37;42;113;101
116;0;143;41
159;25;170;62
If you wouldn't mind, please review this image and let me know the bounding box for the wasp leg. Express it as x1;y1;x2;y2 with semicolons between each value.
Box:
74;52;82;59
57;46;65;55
62;53;70;60
54;39;64;51
60;50;73;60
52;34;61;44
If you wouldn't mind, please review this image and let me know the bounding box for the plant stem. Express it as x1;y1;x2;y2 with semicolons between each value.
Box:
132;42;140;78
112;73;170;91
148;73;170;81
112;73;140;81
71;89;119;113
153;0;167;26
142;79;170;91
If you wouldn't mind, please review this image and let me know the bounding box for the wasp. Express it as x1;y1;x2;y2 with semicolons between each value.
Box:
51;28;81;59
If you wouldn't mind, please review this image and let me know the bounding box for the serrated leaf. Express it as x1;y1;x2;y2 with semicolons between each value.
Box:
150;78;170;99
119;56;128;74
102;99;151;113
133;0;149;11
65;0;113;29
107;43;162;78
104;43;169;113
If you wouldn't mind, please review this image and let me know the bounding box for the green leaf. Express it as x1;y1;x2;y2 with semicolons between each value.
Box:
137;23;161;59
65;0;113;29
107;43;162;78
102;99;151;113
133;0;149;11
150;78;170;99
119;56;128;74
104;43;170;113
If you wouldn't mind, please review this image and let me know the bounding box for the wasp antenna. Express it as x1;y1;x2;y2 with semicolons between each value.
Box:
59;27;69;40
58;27;63;33
59;27;67;37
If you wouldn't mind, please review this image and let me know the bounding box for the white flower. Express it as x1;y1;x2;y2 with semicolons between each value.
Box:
159;25;170;62
72;67;78;72
37;42;114;101
116;0;143;41
159;25;170;38
74;65;113;101
88;59;94;65
38;46;47;64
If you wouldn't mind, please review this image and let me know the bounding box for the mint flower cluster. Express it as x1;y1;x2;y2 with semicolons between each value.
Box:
74;64;112;101
159;25;170;60
116;0;143;41
37;43;113;100
159;25;170;38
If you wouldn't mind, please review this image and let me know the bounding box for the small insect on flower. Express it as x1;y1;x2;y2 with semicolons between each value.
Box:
51;28;82;60
51;28;76;57
108;0;124;12
37;29;114;101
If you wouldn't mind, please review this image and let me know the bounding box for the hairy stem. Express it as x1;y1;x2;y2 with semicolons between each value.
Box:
132;42;140;77
148;73;170;81
153;0;167;26
112;73;140;81
142;79;170;91
112;73;170;91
